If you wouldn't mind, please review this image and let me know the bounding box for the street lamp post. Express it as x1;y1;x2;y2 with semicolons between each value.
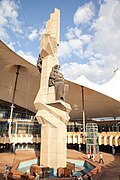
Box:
81;86;85;134
9;65;20;137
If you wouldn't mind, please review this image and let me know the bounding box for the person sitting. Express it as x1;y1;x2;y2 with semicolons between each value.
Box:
49;64;65;100
5;165;11;174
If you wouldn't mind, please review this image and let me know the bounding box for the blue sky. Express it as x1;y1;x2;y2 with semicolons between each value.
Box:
0;0;120;84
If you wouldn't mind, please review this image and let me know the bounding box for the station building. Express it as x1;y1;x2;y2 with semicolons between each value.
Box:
0;40;120;153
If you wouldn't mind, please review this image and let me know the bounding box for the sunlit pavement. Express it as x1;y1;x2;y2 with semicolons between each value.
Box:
67;150;120;180
0;149;120;179
0;149;39;174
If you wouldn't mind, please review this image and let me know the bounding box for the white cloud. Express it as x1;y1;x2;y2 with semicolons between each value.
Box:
80;34;92;44
0;0;23;40
60;0;120;84
65;27;82;40
7;42;16;51
17;50;36;65
0;16;8;26
58;27;92;59
28;29;38;41
0;27;9;40
91;0;120;55
58;41;71;58
39;28;46;36
58;38;83;59
88;0;120;68
61;60;112;84
69;39;83;50
73;2;94;25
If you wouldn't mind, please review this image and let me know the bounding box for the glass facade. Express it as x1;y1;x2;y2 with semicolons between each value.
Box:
98;123;120;132
16;143;40;150
0;100;41;136
67;121;120;133
0;121;9;135
0;100;35;120
11;120;41;135
86;123;99;154
67;122;83;132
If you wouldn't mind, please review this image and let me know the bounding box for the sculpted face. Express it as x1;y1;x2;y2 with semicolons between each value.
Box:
54;64;60;70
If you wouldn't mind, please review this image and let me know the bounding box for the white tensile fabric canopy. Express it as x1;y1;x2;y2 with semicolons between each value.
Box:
0;40;120;120
66;69;120;120
74;68;120;102
0;40;40;113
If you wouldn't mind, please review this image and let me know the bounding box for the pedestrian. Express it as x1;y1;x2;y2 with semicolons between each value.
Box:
86;174;93;180
5;165;11;174
79;144;81;152
87;149;91;160
112;146;115;155
92;154;95;162
9;144;13;154
12;143;16;154
99;152;104;164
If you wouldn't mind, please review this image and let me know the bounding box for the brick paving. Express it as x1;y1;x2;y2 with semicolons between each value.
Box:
0;150;39;174
0;149;120;179
67;149;120;180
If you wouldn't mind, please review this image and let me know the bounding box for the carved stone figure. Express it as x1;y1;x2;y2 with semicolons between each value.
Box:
37;54;42;72
49;64;65;100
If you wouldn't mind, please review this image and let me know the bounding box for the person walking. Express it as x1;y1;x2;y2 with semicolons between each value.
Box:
12;143;16;154
92;154;95;162
99;152;104;164
9;144;12;154
112;146;116;155
87;149;91;160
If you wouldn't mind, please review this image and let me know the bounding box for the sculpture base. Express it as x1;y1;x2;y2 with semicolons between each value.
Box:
40;123;67;169
35;100;71;169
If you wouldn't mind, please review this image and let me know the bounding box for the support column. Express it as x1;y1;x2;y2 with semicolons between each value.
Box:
81;86;85;133
9;65;20;138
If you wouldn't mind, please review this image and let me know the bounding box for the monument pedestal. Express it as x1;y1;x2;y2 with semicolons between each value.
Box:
35;100;71;169
40;124;66;168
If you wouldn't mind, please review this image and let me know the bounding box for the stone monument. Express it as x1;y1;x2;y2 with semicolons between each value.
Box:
34;8;71;170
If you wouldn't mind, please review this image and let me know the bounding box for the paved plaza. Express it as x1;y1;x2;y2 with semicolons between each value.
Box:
67;150;120;180
0;149;120;179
